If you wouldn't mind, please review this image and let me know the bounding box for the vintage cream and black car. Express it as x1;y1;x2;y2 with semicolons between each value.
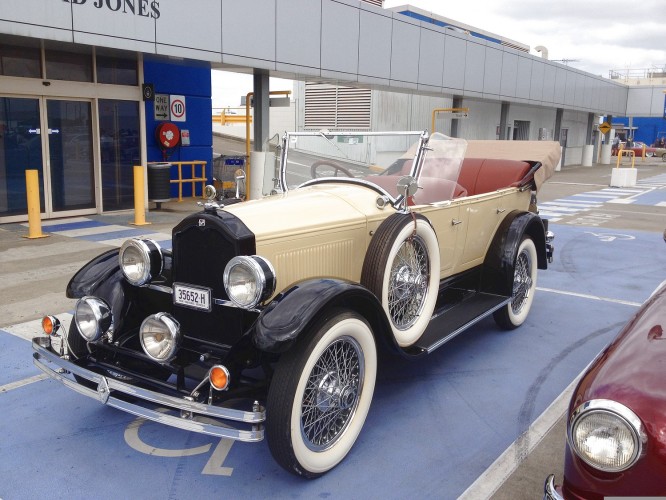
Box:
33;131;559;477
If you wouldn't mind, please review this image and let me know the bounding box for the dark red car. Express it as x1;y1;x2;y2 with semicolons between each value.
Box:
545;230;666;499
612;141;657;157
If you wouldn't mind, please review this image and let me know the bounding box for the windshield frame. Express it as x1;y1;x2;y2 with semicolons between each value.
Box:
278;130;429;208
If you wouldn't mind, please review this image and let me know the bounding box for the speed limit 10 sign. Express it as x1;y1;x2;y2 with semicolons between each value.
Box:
170;95;186;122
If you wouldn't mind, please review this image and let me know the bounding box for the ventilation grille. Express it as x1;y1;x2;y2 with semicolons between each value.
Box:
304;82;371;130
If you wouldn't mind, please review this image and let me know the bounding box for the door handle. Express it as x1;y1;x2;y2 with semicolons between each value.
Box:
496;208;506;214
451;219;463;226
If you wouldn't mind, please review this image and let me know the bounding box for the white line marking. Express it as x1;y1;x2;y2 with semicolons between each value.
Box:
536;287;642;307
606;199;635;204
0;374;49;393
572;193;619;199
537;205;588;213
459;375;580;500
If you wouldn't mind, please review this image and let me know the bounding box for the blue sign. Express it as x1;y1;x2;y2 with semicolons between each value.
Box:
663;94;666;119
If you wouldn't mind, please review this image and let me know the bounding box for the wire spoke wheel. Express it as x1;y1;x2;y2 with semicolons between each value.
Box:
301;336;363;451
361;213;440;347
266;311;377;477
387;236;430;330
511;247;533;315
493;236;538;330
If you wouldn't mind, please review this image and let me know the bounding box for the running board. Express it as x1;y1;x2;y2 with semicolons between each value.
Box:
408;292;510;355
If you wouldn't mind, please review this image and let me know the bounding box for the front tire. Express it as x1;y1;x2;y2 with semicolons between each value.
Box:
361;214;440;347
266;311;377;478
493;236;538;329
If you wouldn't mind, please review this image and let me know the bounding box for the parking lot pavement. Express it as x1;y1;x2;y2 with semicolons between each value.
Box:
1;159;665;499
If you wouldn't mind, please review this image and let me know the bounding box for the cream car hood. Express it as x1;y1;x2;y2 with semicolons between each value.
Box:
223;183;385;241
223;184;391;289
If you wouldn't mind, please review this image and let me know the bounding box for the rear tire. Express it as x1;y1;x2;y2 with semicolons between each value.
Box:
266;310;377;478
493;237;538;330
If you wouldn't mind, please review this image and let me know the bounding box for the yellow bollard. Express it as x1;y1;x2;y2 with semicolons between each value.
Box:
23;169;49;239
131;165;151;226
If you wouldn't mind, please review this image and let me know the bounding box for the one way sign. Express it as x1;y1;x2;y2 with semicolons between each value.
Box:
154;94;169;121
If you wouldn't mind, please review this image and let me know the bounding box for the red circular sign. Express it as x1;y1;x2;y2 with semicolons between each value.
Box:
155;122;181;149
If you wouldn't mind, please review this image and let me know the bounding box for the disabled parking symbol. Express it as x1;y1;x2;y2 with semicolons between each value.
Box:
123;408;235;476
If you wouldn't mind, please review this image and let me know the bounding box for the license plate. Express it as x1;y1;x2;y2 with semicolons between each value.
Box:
173;283;212;312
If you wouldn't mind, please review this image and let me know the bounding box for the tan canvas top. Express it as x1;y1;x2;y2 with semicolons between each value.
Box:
464;140;561;191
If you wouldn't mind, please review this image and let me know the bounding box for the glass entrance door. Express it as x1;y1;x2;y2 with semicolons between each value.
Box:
0;97;44;219
46;99;95;213
0;97;97;222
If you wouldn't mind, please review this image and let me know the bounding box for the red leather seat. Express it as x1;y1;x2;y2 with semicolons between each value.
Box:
458;158;532;196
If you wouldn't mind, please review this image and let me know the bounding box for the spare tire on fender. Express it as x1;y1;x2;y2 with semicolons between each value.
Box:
361;213;440;347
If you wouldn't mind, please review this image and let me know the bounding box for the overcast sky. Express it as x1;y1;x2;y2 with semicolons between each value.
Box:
213;0;666;108
384;0;666;76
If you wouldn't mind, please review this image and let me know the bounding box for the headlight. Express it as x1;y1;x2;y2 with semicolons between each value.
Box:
140;313;181;362
119;238;163;286
75;296;113;342
569;399;645;472
223;256;276;309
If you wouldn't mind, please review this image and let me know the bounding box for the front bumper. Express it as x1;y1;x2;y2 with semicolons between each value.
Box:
544;474;564;500
32;336;265;442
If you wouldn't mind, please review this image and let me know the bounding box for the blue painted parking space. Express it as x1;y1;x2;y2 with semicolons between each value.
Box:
2;223;665;499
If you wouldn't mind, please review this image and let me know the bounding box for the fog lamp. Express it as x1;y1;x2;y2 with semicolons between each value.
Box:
209;365;230;391
140;313;181;362
75;296;113;342
42;315;60;336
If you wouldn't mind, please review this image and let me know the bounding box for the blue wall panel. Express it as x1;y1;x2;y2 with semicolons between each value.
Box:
611;116;666;145
143;56;212;198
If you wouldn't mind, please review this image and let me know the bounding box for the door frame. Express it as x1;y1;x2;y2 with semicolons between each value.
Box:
0;68;144;224
41;96;100;219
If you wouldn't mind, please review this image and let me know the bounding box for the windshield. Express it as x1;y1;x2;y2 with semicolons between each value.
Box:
279;131;467;204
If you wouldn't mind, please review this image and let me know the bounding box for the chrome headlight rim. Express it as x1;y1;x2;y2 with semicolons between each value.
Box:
568;399;645;472
223;255;276;309
119;238;163;286
139;312;181;362
74;296;113;342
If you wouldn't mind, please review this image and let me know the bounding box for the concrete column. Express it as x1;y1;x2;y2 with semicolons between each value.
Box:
554;108;563;142
586;113;595;145
253;70;269;152
499;102;509;140
451;96;463;138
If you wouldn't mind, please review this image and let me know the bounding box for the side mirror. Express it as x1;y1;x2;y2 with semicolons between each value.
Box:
397;175;419;198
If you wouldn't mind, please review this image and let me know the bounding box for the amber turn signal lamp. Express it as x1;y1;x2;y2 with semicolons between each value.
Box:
209;365;230;391
42;315;60;335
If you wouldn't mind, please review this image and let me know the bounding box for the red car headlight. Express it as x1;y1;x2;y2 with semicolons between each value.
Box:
569;399;646;472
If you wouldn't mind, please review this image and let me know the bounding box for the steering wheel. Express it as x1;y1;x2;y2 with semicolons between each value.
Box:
310;160;354;179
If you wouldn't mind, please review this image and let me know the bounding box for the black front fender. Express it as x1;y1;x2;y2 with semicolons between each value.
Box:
66;248;120;299
251;278;392;354
66;248;173;338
